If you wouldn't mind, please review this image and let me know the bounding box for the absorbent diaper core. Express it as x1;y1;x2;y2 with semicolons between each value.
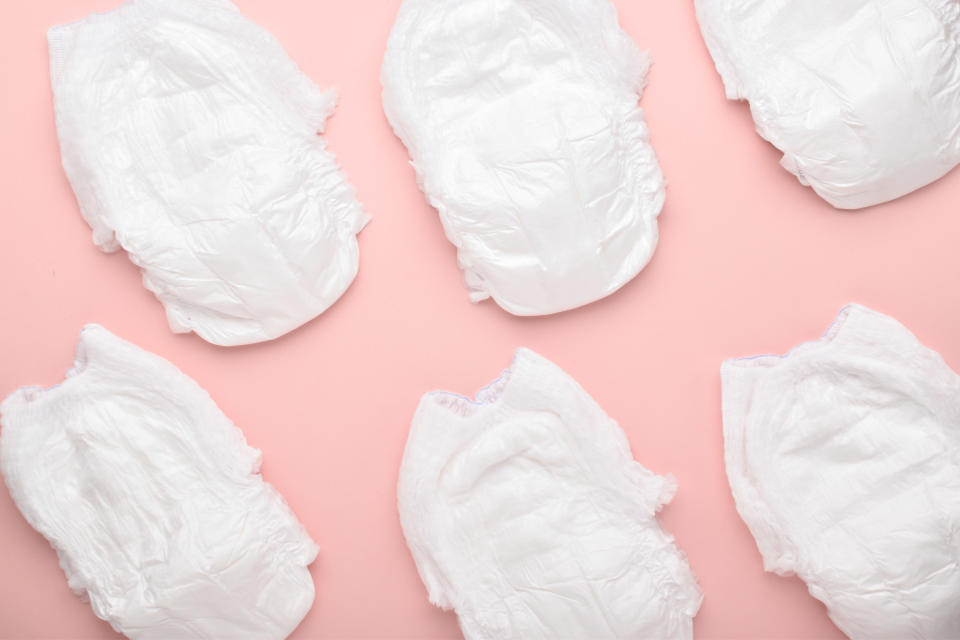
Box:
696;0;960;209
49;0;369;346
723;304;960;639
382;0;665;316
0;325;318;639
398;348;702;639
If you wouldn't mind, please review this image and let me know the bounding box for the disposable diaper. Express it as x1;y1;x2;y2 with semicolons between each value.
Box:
695;0;960;209
381;0;664;315
49;0;369;346
722;304;960;639
398;348;701;639
0;325;318;639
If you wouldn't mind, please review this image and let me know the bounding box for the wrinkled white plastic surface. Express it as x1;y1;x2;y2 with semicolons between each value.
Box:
49;0;368;346
398;348;701;639
722;305;960;639
0;325;318;639
381;0;664;315
696;0;960;209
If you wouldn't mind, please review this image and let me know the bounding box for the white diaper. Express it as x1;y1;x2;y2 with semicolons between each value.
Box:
696;0;960;209
49;0;369;346
0;325;318;639
382;0;665;315
398;348;701;639
723;304;960;639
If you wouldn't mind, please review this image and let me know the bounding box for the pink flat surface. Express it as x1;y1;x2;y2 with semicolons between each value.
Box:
1;1;959;638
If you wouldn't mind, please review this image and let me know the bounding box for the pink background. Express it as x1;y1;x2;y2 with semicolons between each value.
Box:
1;1;959;638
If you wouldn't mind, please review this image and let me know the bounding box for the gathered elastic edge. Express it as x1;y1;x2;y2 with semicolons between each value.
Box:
723;303;862;370
47;24;73;86
425;348;532;419
47;0;140;87
0;324;106;415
